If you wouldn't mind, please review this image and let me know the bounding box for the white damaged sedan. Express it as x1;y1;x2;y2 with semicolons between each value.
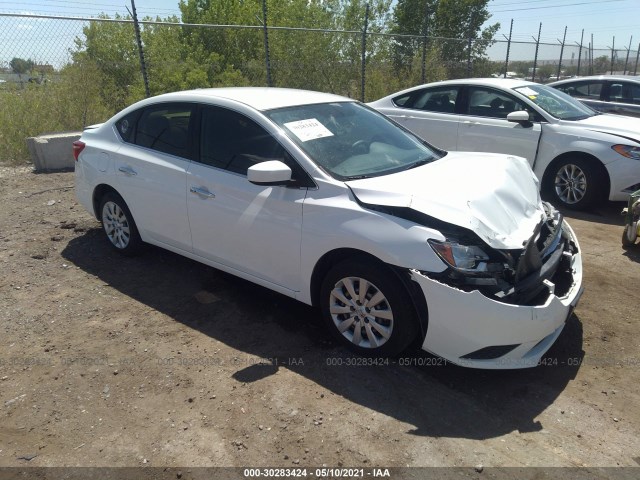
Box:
74;88;583;369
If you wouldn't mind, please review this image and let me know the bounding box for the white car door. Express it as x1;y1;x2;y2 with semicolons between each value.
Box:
186;105;308;292
455;86;542;164
112;103;194;252
374;86;461;151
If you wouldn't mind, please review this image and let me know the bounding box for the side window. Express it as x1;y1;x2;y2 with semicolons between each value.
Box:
115;110;140;143
630;84;640;105
392;93;412;107
609;82;640;104
609;82;624;102
199;107;315;187
570;81;603;99
134;104;194;158
199;107;284;175
554;84;576;96
466;87;529;119
396;87;459;113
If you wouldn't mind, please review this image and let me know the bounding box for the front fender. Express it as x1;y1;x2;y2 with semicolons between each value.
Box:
297;185;447;304
533;124;625;180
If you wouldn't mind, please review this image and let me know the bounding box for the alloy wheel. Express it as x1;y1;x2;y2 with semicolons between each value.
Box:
102;201;131;249
329;276;394;349
554;163;587;205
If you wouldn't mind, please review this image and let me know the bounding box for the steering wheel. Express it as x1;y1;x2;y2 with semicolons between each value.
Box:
351;140;369;155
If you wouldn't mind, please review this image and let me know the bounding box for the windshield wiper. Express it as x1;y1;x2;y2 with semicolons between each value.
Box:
564;114;592;121
344;174;372;180
405;158;433;170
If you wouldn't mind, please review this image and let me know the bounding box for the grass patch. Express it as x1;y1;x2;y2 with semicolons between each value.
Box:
0;66;113;166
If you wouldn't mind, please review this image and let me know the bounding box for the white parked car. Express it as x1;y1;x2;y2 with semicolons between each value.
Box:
74;88;583;369
369;78;640;210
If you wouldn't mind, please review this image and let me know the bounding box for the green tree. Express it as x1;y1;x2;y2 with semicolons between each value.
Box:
141;15;220;95
389;0;436;71
333;0;393;98
259;0;337;90
9;57;34;75
177;0;392;96
433;0;499;61
508;60;534;79
592;55;610;74
390;0;499;78
72;14;143;111
178;0;263;85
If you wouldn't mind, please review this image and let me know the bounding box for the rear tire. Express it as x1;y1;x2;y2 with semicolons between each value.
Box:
545;157;603;210
99;192;142;256
320;259;419;357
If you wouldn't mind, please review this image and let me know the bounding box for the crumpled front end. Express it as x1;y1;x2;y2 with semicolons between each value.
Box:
414;205;583;369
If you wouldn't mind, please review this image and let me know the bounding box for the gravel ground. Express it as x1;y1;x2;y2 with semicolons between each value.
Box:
0;166;639;472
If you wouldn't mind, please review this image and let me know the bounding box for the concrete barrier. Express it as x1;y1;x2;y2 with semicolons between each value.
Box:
26;132;81;172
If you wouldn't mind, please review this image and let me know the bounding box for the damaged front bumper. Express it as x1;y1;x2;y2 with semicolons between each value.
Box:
411;221;583;369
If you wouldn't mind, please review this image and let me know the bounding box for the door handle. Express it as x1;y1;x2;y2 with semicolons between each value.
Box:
190;186;216;198
118;166;137;176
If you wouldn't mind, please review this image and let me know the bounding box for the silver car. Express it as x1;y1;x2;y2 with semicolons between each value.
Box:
549;75;640;118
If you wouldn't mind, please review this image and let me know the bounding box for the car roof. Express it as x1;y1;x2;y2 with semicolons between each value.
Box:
434;78;537;89
144;87;352;111
376;78;541;100
549;75;640;85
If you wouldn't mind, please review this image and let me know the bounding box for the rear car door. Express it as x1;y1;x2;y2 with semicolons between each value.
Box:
186;105;310;292
604;81;640;117
376;86;461;151
112;103;194;252
455;86;542;164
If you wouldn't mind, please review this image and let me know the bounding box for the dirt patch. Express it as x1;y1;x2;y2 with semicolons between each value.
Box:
0;167;639;469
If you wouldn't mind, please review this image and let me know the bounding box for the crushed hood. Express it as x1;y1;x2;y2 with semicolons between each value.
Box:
570;113;640;144
346;152;545;250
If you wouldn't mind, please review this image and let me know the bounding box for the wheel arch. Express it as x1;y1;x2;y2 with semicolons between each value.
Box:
541;151;611;201
310;248;429;337
92;184;121;220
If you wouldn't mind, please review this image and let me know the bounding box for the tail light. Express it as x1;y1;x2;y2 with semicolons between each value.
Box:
72;140;86;161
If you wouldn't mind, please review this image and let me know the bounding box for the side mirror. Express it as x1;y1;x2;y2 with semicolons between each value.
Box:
507;110;531;123
247;160;292;186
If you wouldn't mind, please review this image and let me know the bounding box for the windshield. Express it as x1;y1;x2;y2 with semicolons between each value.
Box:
266;102;442;180
513;84;596;120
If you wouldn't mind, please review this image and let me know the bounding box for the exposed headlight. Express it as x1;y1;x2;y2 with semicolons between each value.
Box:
612;144;640;160
428;240;490;271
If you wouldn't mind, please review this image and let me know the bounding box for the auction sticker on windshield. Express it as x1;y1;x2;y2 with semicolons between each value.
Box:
284;118;334;142
517;86;538;98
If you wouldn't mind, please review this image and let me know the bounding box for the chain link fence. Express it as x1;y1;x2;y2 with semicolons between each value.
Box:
1;12;639;164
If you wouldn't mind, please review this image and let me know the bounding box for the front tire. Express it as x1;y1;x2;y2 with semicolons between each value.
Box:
99;192;142;256
546;158;603;210
622;223;638;247
320;259;418;357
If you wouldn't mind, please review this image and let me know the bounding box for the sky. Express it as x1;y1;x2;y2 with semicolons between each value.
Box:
0;0;638;65
485;0;640;62
487;0;638;45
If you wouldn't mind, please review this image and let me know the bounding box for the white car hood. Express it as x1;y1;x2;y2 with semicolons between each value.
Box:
347;152;545;250
570;113;640;144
